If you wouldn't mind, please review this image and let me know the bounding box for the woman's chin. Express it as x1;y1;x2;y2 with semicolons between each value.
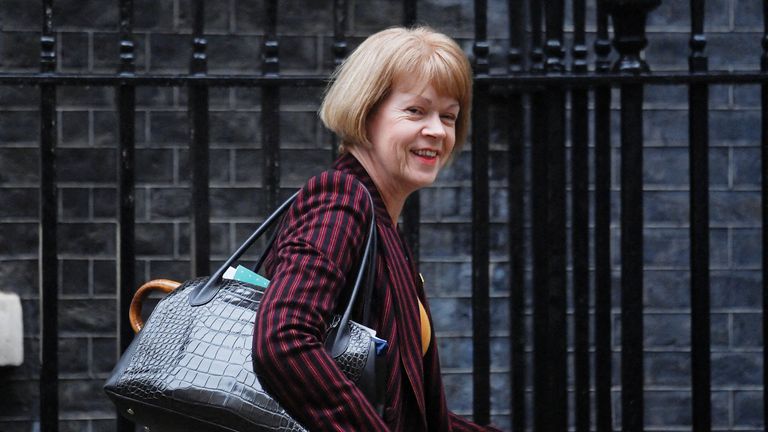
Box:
408;174;439;191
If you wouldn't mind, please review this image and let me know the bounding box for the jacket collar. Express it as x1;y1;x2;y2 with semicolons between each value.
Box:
333;153;396;228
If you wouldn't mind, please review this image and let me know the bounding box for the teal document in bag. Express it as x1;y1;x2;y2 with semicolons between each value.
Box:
223;264;388;356
223;265;270;288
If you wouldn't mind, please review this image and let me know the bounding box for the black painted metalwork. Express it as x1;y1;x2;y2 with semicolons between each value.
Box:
332;0;348;68
608;1;660;430
507;1;526;429
762;0;768;424
571;0;590;429
593;1;614;431
529;0;550;429
39;1;58;430
330;0;348;162
540;0;570;429
618;83;645;432
403;0;417;26
6;71;768;87
689;0;711;430
401;0;420;262
529;0;544;73
262;0;281;211
116;1;136;431
189;0;210;277
542;78;569;432
471;0;491;425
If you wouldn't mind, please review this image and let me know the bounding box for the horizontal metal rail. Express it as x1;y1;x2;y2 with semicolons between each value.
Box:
2;70;768;87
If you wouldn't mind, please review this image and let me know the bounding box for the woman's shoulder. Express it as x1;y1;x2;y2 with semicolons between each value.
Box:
296;169;373;216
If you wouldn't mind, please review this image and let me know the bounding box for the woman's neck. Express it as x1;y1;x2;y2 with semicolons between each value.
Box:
347;149;410;226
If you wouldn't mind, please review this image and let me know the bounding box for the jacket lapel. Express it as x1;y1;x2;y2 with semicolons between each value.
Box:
335;154;429;426
378;223;427;425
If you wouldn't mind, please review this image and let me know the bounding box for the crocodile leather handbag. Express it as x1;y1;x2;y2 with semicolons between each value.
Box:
104;190;383;432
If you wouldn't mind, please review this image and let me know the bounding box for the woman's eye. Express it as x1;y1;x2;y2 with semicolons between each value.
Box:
441;114;457;122
406;107;422;115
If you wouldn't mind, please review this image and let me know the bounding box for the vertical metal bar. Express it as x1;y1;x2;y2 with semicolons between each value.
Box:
39;0;58;430
542;72;568;432
761;0;768;424
330;0;348;162
189;0;210;276
544;0;568;429
507;1;526;430
689;0;711;430
403;0;417;26
571;0;590;428
620;82;645;432
262;0;280;211
332;0;348;69
116;1;136;430
401;0;420;260
608;3;659;429
529;0;549;429
471;0;491;425
593;0;614;430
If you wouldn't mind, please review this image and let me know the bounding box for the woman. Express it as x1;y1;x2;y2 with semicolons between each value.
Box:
253;27;500;431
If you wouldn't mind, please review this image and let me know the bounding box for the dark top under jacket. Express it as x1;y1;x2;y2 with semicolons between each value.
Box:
253;153;501;431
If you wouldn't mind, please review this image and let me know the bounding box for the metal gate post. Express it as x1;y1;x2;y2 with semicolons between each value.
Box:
606;1;661;431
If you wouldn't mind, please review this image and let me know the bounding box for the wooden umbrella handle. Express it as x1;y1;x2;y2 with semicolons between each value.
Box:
129;279;181;333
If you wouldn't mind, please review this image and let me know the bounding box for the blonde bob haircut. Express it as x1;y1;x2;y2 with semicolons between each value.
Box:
320;26;473;157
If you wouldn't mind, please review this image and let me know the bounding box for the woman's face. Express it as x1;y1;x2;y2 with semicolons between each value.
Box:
357;79;459;198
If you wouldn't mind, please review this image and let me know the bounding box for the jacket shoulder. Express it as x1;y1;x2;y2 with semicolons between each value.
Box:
296;169;373;218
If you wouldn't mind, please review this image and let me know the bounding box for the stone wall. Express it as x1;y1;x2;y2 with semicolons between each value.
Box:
0;0;765;431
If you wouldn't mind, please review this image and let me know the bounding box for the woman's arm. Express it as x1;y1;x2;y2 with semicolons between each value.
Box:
252;171;389;431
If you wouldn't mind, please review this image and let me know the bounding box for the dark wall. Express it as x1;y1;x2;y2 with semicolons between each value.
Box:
0;0;765;431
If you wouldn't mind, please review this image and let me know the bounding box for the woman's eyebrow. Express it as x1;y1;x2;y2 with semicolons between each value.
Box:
402;93;459;109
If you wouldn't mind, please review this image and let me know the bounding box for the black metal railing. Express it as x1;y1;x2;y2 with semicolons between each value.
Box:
2;0;768;430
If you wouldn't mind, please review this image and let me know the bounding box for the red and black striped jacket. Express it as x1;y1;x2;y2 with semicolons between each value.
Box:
253;153;500;431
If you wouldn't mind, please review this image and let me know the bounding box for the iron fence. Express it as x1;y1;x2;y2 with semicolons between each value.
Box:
1;0;767;431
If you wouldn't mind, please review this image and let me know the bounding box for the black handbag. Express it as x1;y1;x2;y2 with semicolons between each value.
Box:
104;190;383;432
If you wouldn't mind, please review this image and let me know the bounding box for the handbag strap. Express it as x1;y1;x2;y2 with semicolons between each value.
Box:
188;188;377;332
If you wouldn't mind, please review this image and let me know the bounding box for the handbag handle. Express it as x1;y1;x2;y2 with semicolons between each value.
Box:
129;279;181;333
188;189;377;336
189;191;300;306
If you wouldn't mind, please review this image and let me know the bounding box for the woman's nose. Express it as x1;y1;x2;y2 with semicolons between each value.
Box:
422;113;447;139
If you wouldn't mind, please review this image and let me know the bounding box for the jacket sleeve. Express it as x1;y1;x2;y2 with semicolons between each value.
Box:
252;172;389;431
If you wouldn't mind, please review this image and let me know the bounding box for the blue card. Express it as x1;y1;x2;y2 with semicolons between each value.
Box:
232;265;270;288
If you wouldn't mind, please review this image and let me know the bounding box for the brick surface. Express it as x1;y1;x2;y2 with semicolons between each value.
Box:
733;313;762;348
207;35;263;72
58;32;89;71
59;378;115;414
645;391;692;426
58;223;116;256
0;32;38;70
60;259;89;295
711;353;762;386
734;391;764;427
0;260;37;296
59;299;116;333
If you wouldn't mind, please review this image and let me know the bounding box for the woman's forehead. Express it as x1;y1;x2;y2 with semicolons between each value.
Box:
391;77;460;105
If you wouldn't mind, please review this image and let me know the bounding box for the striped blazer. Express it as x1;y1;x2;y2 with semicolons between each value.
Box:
253;154;500;431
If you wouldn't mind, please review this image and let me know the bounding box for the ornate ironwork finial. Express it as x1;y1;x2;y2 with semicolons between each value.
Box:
189;0;207;76
332;0;348;67
606;0;662;73
40;1;56;73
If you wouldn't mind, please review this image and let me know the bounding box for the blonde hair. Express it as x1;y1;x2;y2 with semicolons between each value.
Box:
320;26;473;156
